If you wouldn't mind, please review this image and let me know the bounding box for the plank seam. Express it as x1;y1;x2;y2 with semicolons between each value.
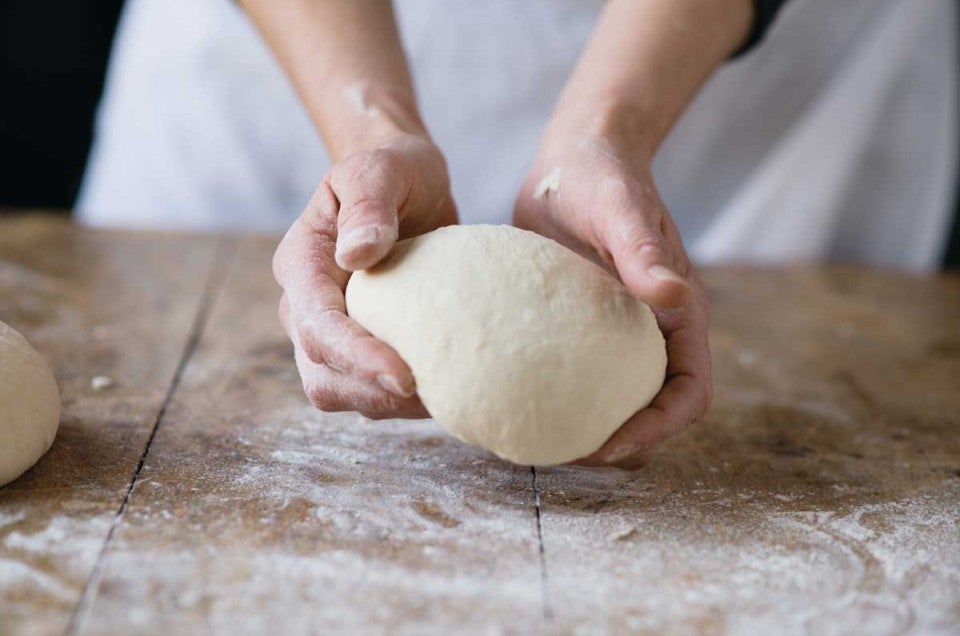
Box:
531;466;552;622
64;237;235;635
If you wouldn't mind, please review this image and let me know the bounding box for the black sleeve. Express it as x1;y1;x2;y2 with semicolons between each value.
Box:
732;0;790;57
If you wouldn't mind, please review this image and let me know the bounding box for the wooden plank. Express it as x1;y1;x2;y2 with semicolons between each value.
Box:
0;215;220;635
75;236;544;634
536;267;960;634
5;217;957;634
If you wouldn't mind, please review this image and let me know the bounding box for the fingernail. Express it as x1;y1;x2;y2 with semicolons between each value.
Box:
377;373;415;398
337;225;396;253
338;226;382;253
647;265;687;285
600;445;631;464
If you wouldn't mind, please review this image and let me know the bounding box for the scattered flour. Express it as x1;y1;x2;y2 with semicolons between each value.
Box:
533;167;562;200
91;375;115;391
535;465;960;635
341;82;380;117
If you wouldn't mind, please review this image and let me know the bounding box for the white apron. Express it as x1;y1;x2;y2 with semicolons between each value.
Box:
78;0;958;271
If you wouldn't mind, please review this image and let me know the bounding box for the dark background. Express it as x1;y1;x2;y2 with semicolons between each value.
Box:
1;1;125;209
1;1;958;268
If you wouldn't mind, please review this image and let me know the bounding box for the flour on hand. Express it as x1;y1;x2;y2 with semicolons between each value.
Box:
533;167;562;200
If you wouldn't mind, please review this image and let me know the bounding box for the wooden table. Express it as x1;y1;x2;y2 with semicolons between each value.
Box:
1;214;958;635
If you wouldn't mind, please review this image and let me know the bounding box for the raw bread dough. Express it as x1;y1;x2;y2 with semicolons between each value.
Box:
346;225;666;465
0;321;61;486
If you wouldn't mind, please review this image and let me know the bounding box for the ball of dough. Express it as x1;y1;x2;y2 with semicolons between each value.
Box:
346;225;666;465
0;321;61;486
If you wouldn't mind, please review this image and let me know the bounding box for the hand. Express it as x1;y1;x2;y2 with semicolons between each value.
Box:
514;127;712;469
274;132;457;418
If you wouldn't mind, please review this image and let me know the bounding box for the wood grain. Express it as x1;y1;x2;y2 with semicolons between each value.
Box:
1;217;958;635
0;215;220;634
536;267;960;634
74;237;543;635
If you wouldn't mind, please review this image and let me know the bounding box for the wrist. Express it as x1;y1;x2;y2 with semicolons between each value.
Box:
544;93;660;168
319;83;431;160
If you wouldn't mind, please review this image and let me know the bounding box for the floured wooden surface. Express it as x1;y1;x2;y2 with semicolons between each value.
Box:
0;215;219;633
77;237;543;634
537;268;960;634
0;217;958;634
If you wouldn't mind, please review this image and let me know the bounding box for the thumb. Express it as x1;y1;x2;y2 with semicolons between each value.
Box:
602;210;690;309
329;152;407;271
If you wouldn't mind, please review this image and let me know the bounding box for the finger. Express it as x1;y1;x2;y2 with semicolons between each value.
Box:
278;293;292;336
579;372;707;468
329;150;408;271
294;344;428;420
301;308;417;397
579;310;712;468
287;281;416;397
594;184;690;309
575;448;654;470
274;182;347;291
274;188;416;397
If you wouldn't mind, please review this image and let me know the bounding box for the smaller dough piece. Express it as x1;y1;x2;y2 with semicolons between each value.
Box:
0;321;61;486
346;225;666;465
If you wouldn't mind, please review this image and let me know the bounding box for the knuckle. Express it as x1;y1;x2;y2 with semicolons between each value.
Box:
296;314;341;364
304;200;336;232
271;239;293;285
359;394;405;420
341;195;392;222
305;385;343;412
622;225;664;255
298;335;325;365
593;178;669;256
311;307;347;334
273;216;328;286
301;183;339;231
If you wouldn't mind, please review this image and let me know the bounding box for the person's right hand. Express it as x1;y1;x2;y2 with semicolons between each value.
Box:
274;132;457;419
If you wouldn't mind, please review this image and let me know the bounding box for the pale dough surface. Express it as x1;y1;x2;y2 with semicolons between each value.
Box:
346;225;666;465
0;321;61;486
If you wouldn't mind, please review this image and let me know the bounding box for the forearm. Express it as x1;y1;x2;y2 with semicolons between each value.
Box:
549;0;753;164
240;0;426;159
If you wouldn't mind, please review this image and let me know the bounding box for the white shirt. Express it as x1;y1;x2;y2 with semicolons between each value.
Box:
79;0;958;271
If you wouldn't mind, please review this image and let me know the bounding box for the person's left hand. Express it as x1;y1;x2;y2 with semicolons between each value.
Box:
514;127;712;469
